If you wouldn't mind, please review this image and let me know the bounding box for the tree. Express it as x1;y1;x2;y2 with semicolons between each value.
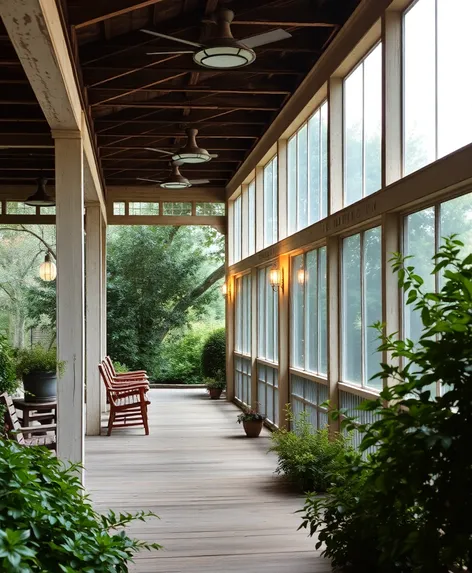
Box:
106;225;224;375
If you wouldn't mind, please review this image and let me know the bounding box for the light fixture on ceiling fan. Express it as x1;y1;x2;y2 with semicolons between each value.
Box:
24;177;55;207
145;128;218;164
141;8;292;70
137;163;210;189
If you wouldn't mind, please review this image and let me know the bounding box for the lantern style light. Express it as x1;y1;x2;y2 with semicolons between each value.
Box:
221;282;228;297
25;178;55;207
39;252;57;282
269;267;283;292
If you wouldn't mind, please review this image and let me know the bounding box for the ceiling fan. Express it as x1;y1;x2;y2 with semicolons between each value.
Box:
137;163;210;189
141;8;292;70
145;128;218;164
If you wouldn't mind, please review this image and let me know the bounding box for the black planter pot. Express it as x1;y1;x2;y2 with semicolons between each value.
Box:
23;372;57;403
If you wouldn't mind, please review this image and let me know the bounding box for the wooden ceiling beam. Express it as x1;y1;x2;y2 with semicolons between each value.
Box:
0;134;53;148
98;132;258;140
95;118;267;126
88;86;291;97
98;143;249;151
71;0;166;29
92;103;279;111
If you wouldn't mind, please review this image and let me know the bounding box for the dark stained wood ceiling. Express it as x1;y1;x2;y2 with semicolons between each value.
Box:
0;0;361;190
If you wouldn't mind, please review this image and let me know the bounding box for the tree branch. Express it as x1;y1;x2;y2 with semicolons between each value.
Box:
0;226;56;259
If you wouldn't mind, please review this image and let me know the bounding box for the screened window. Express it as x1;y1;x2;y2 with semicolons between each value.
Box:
291;375;329;430
129;202;159;215
113;202;125;216
196;203;225;216
342;226;382;389
288;101;328;235
40;206;56;215
235;273;251;355
258;364;279;426
7;202;36;215
404;192;472;345
344;43;382;206
241;179;256;259
263;156;278;248
291;247;327;376
235;356;251;407
403;0;472;176
257;266;278;362
232;195;242;264
162;202;191;216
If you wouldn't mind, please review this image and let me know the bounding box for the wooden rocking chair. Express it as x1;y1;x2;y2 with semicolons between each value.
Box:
98;364;150;436
0;393;56;451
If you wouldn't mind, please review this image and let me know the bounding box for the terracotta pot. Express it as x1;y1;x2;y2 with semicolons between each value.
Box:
242;419;263;438
209;388;223;400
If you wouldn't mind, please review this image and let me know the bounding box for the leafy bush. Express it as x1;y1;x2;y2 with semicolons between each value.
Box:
201;328;225;379
0;335;18;395
15;345;64;379
299;238;472;573
270;408;351;492
237;407;266;423
0;439;160;572
112;361;130;374
205;374;226;390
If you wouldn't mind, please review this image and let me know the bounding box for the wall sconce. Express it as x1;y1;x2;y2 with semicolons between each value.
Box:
297;268;306;285
221;282;228;297
39;252;57;282
269;267;283;293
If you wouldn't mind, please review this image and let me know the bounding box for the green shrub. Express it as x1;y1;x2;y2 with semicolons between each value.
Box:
112;361;129;374
299;238;472;573
0;439;160;572
201;328;225;379
205;373;226;390
269;408;350;492
0;335;18;395
156;328;209;383
15;345;64;379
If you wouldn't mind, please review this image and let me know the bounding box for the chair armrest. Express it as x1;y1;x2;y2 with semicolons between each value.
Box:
111;388;143;400
113;376;148;383
115;371;147;377
20;423;56;433
110;380;149;389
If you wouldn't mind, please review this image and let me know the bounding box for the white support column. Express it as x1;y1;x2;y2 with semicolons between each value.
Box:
85;204;102;435
100;216;108;412
54;130;85;470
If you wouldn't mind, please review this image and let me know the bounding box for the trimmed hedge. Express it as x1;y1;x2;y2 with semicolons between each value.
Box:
201;328;225;379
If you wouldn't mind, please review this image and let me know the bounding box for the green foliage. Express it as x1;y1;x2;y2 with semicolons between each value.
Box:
299;238;472;573
155;326;210;383
270;408;351;492
0;335;18;395
106;226;224;374
0;439;160;572
205;375;226;390
112;361;129;374
201;328;226;379
15;345;64;378
237;407;266;423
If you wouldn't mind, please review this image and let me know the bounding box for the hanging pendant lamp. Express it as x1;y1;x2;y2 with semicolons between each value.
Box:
24;178;55;207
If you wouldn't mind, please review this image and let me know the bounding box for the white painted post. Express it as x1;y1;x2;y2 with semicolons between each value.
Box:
100;217;108;412
85;204;102;435
54;131;85;472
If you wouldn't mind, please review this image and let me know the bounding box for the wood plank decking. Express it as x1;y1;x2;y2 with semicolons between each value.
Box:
85;388;331;573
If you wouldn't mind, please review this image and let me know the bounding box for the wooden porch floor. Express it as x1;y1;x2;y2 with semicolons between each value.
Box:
85;388;331;573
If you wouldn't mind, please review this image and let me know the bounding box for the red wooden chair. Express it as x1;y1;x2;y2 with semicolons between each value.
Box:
98;364;150;436
0;393;56;451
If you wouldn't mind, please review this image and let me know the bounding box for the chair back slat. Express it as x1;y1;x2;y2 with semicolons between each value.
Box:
105;356;116;376
98;363;118;406
0;393;26;444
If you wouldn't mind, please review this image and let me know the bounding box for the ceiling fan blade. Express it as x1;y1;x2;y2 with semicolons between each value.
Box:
243;29;292;49
209;153;219;158
137;177;163;183
144;147;174;156
147;50;195;55
189;179;210;185
140;29;204;49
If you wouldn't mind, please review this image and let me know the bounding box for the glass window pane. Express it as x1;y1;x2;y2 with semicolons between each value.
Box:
404;0;436;174
305;251;318;373
288;137;297;236
129;202;160;215
404;208;435;344
248;180;255;255
437;0;472;158
342;234;362;384
320;102;329;219
363;228;382;388
258;268;266;358
344;64;364;206
308;111;320;226
318;247;328;375
291;255;305;369
440;193;472;255
363;44;382;196
298;125;308;230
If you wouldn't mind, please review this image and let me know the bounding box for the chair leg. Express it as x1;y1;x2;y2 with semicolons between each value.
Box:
107;409;115;436
141;402;149;435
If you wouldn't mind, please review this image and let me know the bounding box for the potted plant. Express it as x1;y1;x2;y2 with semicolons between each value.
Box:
15;346;64;403
205;376;226;400
237;407;266;437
